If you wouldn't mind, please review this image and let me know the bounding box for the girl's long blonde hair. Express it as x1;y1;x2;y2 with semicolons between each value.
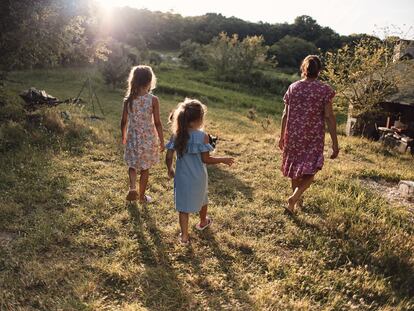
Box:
169;98;206;157
124;65;157;111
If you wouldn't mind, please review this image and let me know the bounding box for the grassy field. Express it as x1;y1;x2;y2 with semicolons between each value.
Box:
0;65;413;310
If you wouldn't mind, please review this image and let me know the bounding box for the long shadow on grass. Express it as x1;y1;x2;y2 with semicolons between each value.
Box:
208;166;253;204
290;214;414;305
183;230;255;310
127;203;191;310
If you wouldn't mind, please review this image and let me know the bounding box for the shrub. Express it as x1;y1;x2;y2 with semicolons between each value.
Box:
100;41;132;88
42;109;65;134
0;121;26;151
207;33;268;79
149;52;163;66
0;86;25;122
268;35;318;68
179;40;209;71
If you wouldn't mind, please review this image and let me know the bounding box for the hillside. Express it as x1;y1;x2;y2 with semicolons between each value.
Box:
0;66;413;310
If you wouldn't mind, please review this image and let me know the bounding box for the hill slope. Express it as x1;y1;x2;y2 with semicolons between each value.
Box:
0;67;413;310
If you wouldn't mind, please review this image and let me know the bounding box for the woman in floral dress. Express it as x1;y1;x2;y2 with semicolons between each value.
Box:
278;55;339;213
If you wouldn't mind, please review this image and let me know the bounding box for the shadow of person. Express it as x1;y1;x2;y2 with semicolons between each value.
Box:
290;212;414;303
127;203;191;310
207;166;253;204
185;229;255;310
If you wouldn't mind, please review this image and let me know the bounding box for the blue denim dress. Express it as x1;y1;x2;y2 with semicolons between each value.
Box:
166;130;214;213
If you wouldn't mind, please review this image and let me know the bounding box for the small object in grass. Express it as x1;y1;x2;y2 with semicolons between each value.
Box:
247;107;257;120
208;134;218;149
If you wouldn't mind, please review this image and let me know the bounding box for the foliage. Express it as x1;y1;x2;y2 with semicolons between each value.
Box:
149;51;163;66
1;66;413;310
268;35;319;68
0;0;108;70
100;41;132;88
179;40;209;70
322;37;398;116
207;33;268;79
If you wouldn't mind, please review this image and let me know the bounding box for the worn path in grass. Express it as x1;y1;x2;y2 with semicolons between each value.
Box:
1;67;413;310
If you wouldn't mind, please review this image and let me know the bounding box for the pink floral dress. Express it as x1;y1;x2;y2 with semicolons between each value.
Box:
281;80;335;179
124;94;159;170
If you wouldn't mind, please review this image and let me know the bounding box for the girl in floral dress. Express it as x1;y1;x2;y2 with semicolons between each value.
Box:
278;55;339;214
121;65;164;203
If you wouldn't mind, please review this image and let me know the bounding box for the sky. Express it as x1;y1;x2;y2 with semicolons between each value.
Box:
96;0;414;38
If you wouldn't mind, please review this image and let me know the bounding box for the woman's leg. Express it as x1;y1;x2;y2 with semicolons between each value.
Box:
128;167;137;190
139;169;149;201
199;204;208;227
288;174;314;210
179;212;189;242
291;178;304;209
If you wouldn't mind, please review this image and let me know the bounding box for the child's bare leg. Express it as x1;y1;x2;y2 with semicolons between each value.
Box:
139;169;149;201
288;175;314;209
179;212;189;242
128;167;137;190
199;204;208;227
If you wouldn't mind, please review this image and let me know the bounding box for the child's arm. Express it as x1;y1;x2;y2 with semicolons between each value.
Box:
201;134;234;166
121;101;128;145
152;96;165;152
165;149;175;178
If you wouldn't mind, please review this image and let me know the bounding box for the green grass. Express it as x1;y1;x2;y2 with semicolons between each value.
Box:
1;66;413;310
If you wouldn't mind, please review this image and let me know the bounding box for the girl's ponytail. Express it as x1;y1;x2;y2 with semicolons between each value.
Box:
175;109;190;157
171;98;206;157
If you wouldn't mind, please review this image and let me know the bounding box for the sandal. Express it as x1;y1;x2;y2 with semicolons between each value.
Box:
178;233;190;245
195;217;213;231
139;194;153;204
126;190;138;201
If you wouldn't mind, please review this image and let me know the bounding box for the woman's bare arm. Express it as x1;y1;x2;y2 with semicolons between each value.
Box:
324;99;339;159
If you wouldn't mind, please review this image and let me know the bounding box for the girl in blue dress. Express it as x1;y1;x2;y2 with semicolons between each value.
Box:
165;99;234;244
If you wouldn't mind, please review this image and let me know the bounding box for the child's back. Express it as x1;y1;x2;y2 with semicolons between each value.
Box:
124;93;159;170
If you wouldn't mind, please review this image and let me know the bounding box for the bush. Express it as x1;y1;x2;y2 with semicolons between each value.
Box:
268;35;318;68
179;40;209;71
100;41;133;88
0;121;26;151
0;87;25;122
42;109;65;134
207;33;267;79
149;52;163;66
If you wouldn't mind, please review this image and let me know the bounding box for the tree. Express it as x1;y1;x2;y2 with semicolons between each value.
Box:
100;41;132;88
207;32;267;78
268;35;318;68
179;40;209;70
322;37;398;118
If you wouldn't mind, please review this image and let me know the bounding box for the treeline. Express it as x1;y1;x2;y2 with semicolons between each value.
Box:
0;0;376;72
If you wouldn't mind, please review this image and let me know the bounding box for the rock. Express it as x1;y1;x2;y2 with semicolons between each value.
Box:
398;180;414;198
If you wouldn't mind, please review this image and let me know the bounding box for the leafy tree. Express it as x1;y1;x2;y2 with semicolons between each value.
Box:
207;33;267;78
179;40;209;70
268;35;318;68
322;37;398;117
100;41;132;88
